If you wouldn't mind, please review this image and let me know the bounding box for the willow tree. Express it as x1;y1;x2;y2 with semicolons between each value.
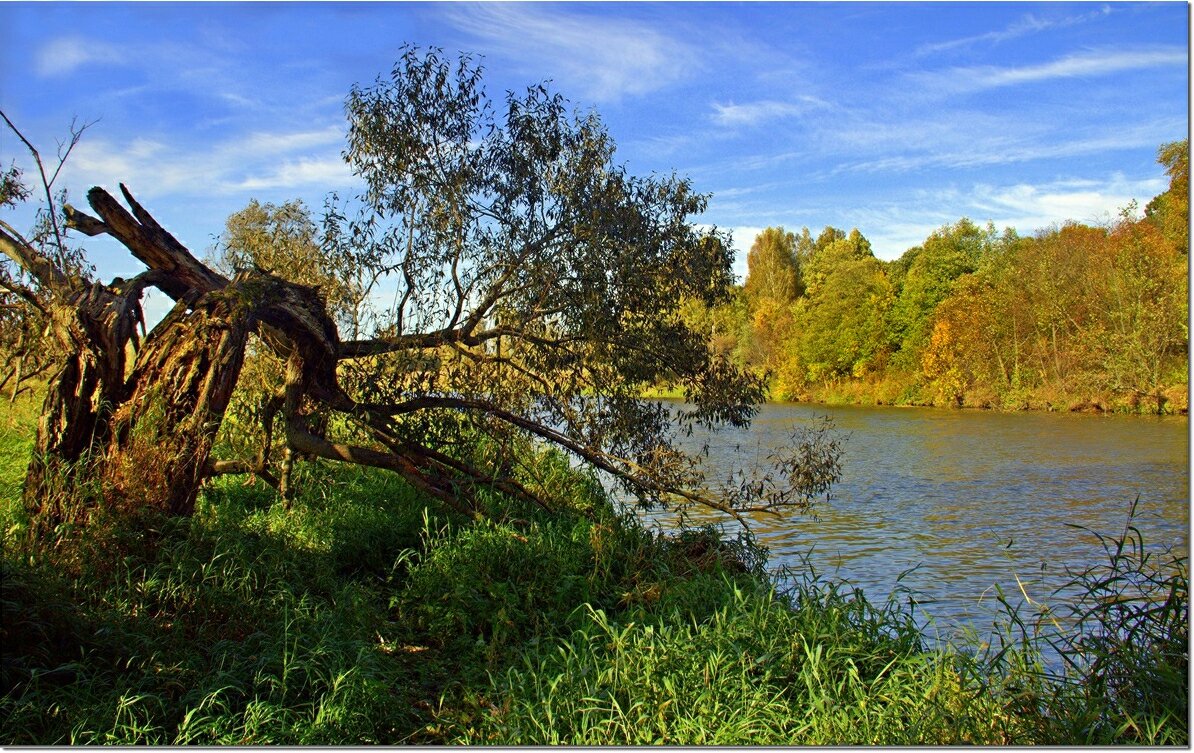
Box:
1;48;840;531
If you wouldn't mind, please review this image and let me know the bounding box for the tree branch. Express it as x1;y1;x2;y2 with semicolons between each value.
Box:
85;185;228;300
0;221;72;295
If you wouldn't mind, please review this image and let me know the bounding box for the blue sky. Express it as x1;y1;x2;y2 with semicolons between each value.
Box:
2;1;1188;316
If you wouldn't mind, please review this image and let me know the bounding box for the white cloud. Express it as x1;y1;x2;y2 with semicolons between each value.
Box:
914;6;1113;58
59;125;358;199
711;97;829;128
241;126;344;155
36;36;125;77
851;174;1166;260
445;3;699;102
918;47;1187;94
968;175;1166;230
826;120;1182;176
232;157;354;192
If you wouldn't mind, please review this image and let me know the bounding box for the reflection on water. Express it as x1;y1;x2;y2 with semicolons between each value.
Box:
640;402;1189;641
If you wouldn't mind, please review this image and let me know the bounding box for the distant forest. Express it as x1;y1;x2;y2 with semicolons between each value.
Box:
681;140;1189;414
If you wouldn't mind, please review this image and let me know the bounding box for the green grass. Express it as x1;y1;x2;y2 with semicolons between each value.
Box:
0;393;38;514
441;578;1024;745
0;394;1187;745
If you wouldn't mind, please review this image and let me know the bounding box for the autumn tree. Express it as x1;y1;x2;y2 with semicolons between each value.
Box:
1;48;846;532
800;227;871;298
743;226;802;304
920;274;1003;405
888;219;998;364
1098;213;1188;412
794;251;893;384
1145;139;1189;255
741;226;802;371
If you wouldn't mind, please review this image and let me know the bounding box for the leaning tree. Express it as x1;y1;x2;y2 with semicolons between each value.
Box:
0;47;839;531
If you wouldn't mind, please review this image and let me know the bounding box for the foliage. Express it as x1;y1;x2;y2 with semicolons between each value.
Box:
3;49;845;530
213;199;365;332
887;219;997;360
743;226;802;306
740;227;801;371
0;122;96;404
1145;139;1189;255
709;144;1187;412
794;252;894;384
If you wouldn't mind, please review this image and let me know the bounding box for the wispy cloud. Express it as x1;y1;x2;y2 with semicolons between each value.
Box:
60;125;355;199
242;126;344;154
968;175;1166;229
828;120;1183;176
232;157;353;192
444;3;699;102
917;47;1187;94
831;173;1164;260
36;36;126;76
915;6;1113;58
710;97;830;128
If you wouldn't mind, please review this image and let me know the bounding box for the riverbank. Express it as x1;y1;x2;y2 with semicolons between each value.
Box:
0;396;1187;744
786;374;1190;415
647;377;1190;415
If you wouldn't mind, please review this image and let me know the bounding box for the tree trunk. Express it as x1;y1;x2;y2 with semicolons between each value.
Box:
22;283;141;527
101;288;254;517
13;184;343;530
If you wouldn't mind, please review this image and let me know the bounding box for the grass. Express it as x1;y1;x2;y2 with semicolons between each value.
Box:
442;577;1024;745
1;391;1187;744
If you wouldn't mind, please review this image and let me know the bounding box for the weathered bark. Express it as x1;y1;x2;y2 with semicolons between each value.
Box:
102;288;253;516
22;280;144;524
14;184;343;528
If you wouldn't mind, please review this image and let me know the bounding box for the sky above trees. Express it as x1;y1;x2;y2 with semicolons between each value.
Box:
2;1;1188;301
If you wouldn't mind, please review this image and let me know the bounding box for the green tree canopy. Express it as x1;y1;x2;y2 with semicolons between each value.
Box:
1145;139;1189;254
796;253;893;381
743;226;802;304
888;218;998;356
1;48;850;529
215;199;365;333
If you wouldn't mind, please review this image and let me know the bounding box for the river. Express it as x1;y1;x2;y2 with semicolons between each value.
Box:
641;401;1189;643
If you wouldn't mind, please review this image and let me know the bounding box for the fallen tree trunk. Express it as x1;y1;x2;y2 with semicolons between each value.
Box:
10;185;341;528
3;181;831;533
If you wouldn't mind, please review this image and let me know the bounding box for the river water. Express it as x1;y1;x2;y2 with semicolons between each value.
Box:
640;401;1189;642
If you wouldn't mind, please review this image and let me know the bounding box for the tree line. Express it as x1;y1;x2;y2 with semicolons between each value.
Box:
683;141;1188;414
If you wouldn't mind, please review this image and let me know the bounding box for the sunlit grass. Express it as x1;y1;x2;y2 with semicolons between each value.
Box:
0;391;38;507
0;399;1187;745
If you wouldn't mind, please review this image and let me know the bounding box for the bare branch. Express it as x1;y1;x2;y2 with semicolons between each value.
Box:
63;204;111;237
0;109;95;256
85;185;229;300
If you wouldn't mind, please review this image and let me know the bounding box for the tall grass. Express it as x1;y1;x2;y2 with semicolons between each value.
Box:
1;459;436;744
1;395;1187;745
442;577;1027;745
970;498;1189;744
